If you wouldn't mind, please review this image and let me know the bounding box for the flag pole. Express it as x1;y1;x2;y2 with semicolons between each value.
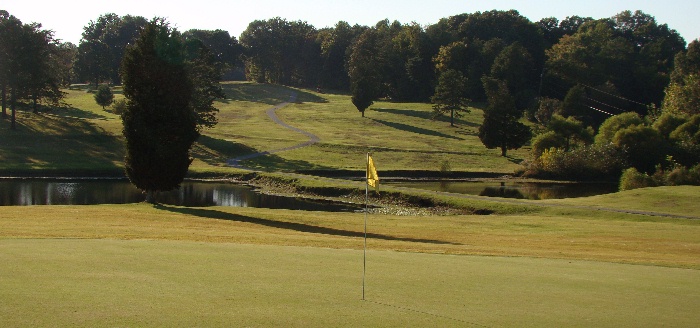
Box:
363;152;368;301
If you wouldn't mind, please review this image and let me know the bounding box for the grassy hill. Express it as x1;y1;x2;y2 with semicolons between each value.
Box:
0;82;528;176
3;83;699;326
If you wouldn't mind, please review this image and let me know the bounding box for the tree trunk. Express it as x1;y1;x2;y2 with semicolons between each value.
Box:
1;83;6;118
501;145;507;157
361;110;365;118
145;190;159;204
10;88;16;130
32;93;38;113
450;109;454;127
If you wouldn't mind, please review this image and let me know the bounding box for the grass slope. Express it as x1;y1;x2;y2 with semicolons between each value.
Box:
0;82;526;176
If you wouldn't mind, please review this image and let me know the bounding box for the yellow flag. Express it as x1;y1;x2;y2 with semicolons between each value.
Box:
367;154;379;190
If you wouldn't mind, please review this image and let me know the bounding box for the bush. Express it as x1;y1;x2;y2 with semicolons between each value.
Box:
94;84;114;109
619;167;656;191
524;144;627;181
111;98;127;115
595;112;643;144
612;125;667;173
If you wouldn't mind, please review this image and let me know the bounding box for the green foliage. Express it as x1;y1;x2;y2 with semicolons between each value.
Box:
93;84;113;109
612;124;667;173
545;11;684;109
531;131;564;157
595;112;644;144
561;85;587;118
662;74;700;116
546;114;593;150
533;97;562;125
75;14;148;85
526;144;627;180
479;78;532;156
669;114;700;143
619;167;656;190
431;69;470;126
621;161;700;191
111;98;127;115
653;112;688;138
121;19;200;201
348;29;381;117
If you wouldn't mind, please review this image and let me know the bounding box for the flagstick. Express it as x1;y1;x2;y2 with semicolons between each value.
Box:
363;153;368;301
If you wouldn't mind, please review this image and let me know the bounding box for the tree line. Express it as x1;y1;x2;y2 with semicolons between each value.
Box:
2;9;699;185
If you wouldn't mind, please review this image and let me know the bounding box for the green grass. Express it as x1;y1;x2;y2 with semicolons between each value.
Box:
1;239;698;327
0;82;526;175
2;83;699;326
1;187;699;326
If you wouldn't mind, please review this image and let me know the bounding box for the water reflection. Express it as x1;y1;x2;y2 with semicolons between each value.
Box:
388;180;618;200
0;179;361;212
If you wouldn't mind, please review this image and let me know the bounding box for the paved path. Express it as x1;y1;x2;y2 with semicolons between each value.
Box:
226;92;320;168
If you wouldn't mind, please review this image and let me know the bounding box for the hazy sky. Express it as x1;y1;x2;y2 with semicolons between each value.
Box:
4;0;699;44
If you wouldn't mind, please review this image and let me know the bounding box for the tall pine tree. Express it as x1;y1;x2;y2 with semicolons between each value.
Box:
121;19;200;203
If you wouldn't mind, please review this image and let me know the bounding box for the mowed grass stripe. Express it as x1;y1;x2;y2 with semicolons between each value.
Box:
1;239;698;327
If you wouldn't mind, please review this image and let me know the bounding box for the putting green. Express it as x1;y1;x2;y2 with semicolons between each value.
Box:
1;239;698;327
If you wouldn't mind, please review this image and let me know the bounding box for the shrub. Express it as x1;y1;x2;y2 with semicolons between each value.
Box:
619;167;656;190
595;112;643;144
94;84;114;109
525;144;627;181
612;125;667;173
111;98;127;115
653;112;687;138
531;131;564;157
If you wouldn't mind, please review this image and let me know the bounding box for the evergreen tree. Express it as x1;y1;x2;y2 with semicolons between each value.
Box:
348;29;381;117
120;19;200;203
93;84;114;109
431;69;470;126
479;78;532;156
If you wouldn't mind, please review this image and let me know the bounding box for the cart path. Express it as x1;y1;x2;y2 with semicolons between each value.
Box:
226;92;320;168
224;94;698;220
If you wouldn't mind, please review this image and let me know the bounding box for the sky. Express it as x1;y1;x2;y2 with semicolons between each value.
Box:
4;0;699;45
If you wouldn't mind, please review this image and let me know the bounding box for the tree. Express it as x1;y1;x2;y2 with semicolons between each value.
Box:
431;69;469;126
489;42;536;111
663;40;700;116
479;77;532;156
120;19;204;203
74;14;147;85
182;29;242;76
0;11;64;128
545;114;593;151
93;84;113;109
545;11;685;111
240;18;321;86
348;29;382;117
317;21;365;90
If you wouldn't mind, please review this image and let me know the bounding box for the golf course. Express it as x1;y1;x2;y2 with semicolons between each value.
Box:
1;83;699;327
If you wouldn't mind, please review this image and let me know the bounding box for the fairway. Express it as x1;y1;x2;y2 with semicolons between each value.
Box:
1;238;698;327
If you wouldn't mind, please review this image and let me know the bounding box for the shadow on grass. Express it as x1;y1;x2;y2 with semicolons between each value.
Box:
220;83;326;105
1;111;123;173
371;118;463;140
195;135;334;171
155;204;461;245
372;107;480;128
12;102;109;120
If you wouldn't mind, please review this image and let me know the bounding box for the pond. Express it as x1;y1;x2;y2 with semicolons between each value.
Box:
385;180;619;200
0;179;363;212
